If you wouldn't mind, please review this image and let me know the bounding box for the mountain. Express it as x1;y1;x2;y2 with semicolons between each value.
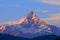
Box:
0;34;58;40
0;11;60;38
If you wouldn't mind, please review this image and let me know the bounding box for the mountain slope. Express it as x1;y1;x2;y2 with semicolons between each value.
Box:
0;34;58;40
0;11;60;38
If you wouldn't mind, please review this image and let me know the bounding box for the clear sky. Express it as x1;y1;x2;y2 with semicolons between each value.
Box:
0;0;60;27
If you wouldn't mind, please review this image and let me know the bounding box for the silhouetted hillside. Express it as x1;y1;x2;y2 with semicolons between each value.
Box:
56;36;60;40
32;35;58;40
0;34;29;40
0;34;59;40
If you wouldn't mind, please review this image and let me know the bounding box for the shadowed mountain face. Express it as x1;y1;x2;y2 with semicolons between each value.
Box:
0;34;59;40
0;11;60;38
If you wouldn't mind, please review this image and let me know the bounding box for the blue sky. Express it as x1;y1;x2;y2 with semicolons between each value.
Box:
0;0;60;27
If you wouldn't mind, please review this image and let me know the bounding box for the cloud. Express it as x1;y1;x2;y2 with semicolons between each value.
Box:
44;14;60;21
0;4;24;8
42;13;60;27
8;4;24;8
40;0;60;5
34;8;49;13
39;9;49;13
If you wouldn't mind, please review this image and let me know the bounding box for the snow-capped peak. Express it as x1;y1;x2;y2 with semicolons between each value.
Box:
17;11;45;27
27;11;37;19
0;11;60;38
0;11;46;31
